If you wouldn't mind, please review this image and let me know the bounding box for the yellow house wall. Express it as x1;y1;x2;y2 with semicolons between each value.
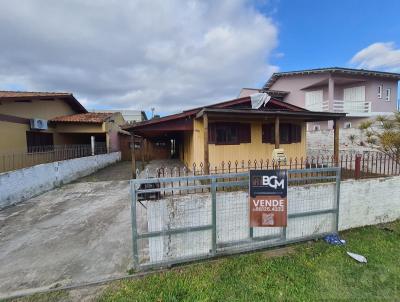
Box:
0;98;90;152
181;130;194;166
0;100;123;153
0;121;105;152
0;121;30;152
187;118;307;167
0;99;76;119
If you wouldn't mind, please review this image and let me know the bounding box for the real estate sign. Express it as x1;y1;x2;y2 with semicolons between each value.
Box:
249;169;288;227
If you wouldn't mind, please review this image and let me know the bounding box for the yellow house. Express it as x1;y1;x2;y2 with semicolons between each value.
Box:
0;91;128;153
127;95;345;172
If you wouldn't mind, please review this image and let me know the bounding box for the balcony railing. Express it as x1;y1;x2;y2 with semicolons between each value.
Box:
307;100;372;114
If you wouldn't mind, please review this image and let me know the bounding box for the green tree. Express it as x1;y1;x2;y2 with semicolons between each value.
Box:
349;112;400;163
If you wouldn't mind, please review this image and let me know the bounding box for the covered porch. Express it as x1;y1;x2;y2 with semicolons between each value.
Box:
129;109;345;177
197;108;345;174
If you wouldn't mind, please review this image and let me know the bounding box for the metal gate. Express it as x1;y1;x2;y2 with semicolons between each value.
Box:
130;167;340;271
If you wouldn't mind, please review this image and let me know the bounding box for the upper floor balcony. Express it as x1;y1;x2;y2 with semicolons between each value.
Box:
306;99;372;115
327;99;371;114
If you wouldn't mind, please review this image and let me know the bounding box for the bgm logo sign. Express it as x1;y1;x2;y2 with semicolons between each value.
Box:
262;175;285;189
249;170;288;227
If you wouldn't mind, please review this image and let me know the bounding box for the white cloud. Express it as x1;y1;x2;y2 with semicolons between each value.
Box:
350;42;400;72
0;0;278;114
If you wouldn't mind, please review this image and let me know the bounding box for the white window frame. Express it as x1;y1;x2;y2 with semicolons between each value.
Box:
378;85;383;99
305;90;323;111
386;88;391;101
343;86;366;113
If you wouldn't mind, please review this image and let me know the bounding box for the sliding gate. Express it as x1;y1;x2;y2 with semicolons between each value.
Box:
130;167;340;270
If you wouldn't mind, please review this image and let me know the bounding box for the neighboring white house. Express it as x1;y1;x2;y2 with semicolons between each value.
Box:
240;67;400;154
262;67;400;130
95;110;147;123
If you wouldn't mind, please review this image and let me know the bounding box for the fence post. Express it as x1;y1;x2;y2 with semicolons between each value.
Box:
91;136;95;156
130;181;139;269
211;178;217;256
334;167;341;233
354;154;362;179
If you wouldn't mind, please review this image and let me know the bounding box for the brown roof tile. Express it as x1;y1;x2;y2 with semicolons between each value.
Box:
50;112;114;123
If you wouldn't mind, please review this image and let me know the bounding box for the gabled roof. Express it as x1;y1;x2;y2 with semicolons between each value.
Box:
264;67;400;89
0;90;87;113
50;112;114;124
125;96;308;131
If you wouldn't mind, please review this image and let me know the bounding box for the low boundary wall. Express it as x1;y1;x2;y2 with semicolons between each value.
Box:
339;176;400;230
0;151;121;209
133;172;400;268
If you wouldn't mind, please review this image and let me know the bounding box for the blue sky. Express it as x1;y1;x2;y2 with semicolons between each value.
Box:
0;0;399;114
262;0;400;73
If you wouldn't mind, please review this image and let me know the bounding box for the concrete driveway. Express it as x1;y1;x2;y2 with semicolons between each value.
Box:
0;179;133;298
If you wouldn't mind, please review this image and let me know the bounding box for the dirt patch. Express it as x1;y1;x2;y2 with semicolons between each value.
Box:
260;246;296;259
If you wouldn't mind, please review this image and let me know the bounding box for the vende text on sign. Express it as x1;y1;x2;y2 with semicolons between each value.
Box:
249;195;287;227
249;169;288;227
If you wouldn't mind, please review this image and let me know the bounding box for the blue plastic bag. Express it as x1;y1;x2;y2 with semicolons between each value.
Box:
324;234;345;245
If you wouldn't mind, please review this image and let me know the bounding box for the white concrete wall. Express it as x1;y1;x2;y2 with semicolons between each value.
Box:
141;175;400;264
0;152;121;209
339;176;400;230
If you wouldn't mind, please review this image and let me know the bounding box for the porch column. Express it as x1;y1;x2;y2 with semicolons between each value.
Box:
274;116;280;149
131;134;136;179
203;113;210;174
140;137;145;164
328;75;335;111
333;119;339;165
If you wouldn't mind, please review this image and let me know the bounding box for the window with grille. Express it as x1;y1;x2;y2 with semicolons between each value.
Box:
262;123;301;144
26;131;54;152
208;123;251;145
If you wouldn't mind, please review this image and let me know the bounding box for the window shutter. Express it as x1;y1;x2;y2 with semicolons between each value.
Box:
280;123;290;144
208;123;216;144
262;124;274;143
289;124;301;143
239;123;251;143
295;125;301;143
290;125;296;143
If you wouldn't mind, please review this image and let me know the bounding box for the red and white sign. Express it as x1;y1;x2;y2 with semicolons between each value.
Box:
249;195;287;227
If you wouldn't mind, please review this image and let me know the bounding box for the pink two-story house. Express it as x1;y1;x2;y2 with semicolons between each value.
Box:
242;67;400;130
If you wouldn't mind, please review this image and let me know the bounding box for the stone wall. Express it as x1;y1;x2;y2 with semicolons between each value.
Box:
307;128;374;157
0;152;121;209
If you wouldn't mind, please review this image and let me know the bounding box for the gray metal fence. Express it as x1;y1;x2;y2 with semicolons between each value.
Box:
130;167;340;271
0;143;107;173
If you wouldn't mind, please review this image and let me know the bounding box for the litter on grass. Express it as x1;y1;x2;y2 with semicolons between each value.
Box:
324;234;367;263
324;234;346;245
346;252;368;263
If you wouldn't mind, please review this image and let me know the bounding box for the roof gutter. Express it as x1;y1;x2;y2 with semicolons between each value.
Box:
196;108;346;119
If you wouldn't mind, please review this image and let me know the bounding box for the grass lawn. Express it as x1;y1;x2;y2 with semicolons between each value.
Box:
99;220;400;301
11;220;400;302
